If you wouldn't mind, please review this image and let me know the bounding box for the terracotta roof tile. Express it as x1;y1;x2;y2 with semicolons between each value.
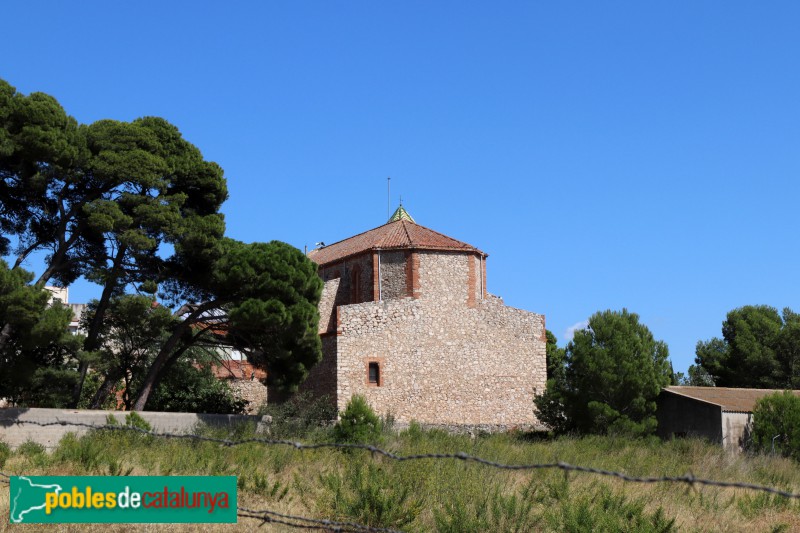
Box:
307;219;485;266
664;386;800;413
211;360;267;380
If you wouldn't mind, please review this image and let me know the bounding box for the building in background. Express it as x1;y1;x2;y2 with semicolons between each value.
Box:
45;286;86;335
301;205;547;429
657;386;800;452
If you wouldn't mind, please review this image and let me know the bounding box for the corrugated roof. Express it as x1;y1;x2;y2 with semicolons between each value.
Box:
664;386;800;413
307;219;485;266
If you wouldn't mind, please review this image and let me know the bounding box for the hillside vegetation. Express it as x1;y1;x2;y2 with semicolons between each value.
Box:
2;423;800;532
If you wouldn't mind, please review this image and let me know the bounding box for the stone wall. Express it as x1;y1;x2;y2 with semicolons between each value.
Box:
228;379;268;414
379;251;407;300
318;278;341;334
298;335;338;407
334;276;546;426
319;253;374;306
417;251;470;304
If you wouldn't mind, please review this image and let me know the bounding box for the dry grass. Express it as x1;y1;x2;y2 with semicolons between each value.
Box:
2;427;800;532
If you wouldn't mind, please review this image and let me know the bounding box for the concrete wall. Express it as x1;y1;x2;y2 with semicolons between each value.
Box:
657;392;722;443
723;412;753;453
0;408;267;450
335;288;546;426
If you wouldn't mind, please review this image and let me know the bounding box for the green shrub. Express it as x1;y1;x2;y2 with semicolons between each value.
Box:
332;395;381;444
434;486;540;533
16;440;50;469
125;411;152;431
549;485;676;532
53;432;105;471
144;360;246;414
321;463;422;528
751;391;800;459
0;440;10;468
260;392;337;438
17;440;46;457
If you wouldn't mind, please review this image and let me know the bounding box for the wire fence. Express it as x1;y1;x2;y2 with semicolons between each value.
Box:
3;418;800;531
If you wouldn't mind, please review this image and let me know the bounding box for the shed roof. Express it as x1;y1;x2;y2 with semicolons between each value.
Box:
664;386;800;413
307;218;485;266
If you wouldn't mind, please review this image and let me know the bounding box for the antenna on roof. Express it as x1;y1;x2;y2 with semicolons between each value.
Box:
387;176;391;219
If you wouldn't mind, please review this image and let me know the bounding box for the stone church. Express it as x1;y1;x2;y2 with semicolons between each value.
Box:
302;206;547;428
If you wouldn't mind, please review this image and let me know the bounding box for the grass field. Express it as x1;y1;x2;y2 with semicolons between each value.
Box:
2;421;800;532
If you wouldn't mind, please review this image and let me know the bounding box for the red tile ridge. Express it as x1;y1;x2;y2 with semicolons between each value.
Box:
308;219;487;266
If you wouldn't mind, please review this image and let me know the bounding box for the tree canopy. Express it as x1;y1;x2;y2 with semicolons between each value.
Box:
751;391;800;459
535;309;672;436
694;305;800;389
0;78;323;411
0;260;83;405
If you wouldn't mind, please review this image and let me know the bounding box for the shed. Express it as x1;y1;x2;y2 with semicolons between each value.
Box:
656;386;800;452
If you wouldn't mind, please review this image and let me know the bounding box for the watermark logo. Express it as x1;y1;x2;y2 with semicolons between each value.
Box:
9;476;237;523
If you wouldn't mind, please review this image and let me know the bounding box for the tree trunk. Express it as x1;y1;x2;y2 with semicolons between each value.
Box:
13;240;43;269
34;233;78;287
89;370;123;409
69;245;128;408
0;323;12;350
131;303;217;411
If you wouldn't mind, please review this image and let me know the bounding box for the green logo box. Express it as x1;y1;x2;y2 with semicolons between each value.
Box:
9;476;237;523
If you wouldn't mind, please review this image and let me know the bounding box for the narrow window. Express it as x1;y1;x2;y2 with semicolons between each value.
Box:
368;362;380;385
351;267;362;304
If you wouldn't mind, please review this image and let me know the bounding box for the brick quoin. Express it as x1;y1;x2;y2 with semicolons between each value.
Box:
410;252;421;298
405;251;418;298
481;257;487;298
404;251;411;297
467;254;476;308
372;251;380;301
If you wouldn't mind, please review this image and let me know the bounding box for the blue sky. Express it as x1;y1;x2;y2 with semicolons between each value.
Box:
3;2;799;373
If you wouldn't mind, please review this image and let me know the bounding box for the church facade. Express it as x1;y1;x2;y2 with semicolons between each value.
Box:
302;206;547;427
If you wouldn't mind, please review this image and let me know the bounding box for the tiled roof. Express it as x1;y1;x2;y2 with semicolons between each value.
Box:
307;219;485;266
211;360;267;380
664;386;800;413
388;204;416;223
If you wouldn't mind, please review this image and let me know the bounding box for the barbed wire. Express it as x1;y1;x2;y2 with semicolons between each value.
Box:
4;419;800;499
0;472;384;531
3;417;800;532
237;507;402;532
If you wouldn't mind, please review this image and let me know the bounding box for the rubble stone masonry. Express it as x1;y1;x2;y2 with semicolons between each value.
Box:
229;380;268;414
335;296;545;425
304;241;546;428
378;251;407;300
333;251;546;426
